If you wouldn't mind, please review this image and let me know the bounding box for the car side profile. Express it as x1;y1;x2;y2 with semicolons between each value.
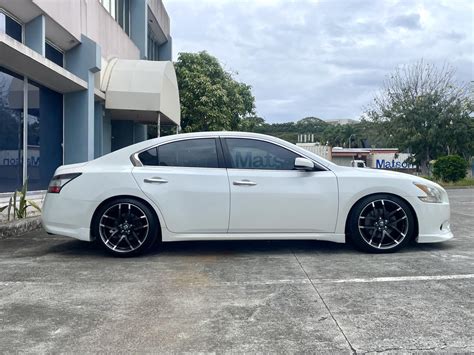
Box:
42;132;453;256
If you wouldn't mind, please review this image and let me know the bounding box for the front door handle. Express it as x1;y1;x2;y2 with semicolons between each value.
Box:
144;177;168;184
233;179;257;186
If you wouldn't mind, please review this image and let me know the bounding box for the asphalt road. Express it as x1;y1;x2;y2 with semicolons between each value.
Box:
0;189;473;353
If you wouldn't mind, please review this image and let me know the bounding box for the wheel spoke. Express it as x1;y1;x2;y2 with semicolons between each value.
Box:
390;215;407;226
131;230;144;246
390;225;406;237
378;230;386;248
381;200;388;218
385;230;400;245
368;228;377;245
387;207;402;218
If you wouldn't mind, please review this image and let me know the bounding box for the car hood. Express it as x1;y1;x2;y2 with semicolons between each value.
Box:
334;166;437;185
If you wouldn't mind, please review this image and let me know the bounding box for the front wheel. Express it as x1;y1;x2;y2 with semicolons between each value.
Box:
93;198;159;257
347;194;415;253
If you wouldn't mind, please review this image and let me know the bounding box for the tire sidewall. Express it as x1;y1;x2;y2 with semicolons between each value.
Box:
92;198;159;257
348;194;415;253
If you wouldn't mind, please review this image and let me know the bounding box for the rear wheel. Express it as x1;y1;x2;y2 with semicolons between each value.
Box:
93;198;158;257
347;194;415;253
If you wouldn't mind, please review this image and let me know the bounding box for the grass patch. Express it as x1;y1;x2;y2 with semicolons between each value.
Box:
420;176;474;188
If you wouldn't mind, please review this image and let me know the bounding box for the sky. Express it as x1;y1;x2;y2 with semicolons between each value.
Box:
164;0;473;123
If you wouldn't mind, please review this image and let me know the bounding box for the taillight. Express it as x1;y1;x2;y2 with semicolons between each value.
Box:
47;173;82;193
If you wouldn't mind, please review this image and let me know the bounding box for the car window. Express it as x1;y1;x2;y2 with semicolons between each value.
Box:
138;139;219;168
225;138;300;170
138;147;158;166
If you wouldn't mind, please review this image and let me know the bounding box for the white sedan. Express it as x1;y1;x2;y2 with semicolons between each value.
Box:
42;132;453;256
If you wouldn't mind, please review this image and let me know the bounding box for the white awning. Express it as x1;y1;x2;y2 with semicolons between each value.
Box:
101;58;180;126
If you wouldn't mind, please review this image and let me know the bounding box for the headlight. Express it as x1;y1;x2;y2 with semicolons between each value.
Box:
413;183;444;203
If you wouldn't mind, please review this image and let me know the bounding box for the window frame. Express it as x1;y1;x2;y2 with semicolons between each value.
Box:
220;137;327;172
45;40;64;67
134;137;226;169
0;9;24;43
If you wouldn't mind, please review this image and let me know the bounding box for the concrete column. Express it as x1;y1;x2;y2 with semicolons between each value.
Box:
158;37;172;61
111;121;135;151
63;35;101;164
94;102;105;158
130;0;148;59
133;123;147;143
25;15;45;55
102;115;112;155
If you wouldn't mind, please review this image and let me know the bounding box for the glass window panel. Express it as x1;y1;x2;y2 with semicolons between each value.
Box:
0;12;22;42
0;67;24;192
117;0;124;27
225;138;299;170
124;0;130;35
45;43;63;67
157;139;219;168
138;147;158;166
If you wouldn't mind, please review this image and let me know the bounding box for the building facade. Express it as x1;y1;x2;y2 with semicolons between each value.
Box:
0;0;180;195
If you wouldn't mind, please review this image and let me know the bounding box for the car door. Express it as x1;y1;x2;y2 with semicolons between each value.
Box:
222;137;338;233
132;137;230;234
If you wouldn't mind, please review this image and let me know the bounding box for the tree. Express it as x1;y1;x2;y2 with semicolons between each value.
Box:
174;51;255;132
364;60;474;173
433;155;468;182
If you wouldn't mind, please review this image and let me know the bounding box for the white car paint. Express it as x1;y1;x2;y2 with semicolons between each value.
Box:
42;132;453;247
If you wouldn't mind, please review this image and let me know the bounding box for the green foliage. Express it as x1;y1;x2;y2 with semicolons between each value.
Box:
0;180;41;221
365;60;474;172
175;51;255;132
433;155;468;182
240;116;377;148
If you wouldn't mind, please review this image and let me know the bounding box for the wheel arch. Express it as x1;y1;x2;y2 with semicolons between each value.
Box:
90;195;162;242
344;192;419;241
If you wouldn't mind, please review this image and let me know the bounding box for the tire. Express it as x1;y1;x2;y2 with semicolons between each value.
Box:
347;194;415;253
92;198;159;257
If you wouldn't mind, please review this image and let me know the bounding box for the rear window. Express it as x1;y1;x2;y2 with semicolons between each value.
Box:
138;139;219;168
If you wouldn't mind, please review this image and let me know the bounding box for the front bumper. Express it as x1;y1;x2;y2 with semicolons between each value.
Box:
405;196;453;243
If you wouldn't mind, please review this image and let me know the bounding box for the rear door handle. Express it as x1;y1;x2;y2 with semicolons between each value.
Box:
233;179;257;186
144;177;168;184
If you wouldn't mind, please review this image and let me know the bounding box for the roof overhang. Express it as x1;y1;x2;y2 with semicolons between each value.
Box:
0;33;87;93
101;59;180;126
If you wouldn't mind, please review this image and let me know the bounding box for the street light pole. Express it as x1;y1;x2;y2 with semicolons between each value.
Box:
348;134;355;149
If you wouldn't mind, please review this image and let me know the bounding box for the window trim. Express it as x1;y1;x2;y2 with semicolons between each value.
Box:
131;135;328;172
133;137;225;169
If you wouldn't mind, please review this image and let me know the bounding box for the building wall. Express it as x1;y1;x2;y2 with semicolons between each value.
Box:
0;0;173;199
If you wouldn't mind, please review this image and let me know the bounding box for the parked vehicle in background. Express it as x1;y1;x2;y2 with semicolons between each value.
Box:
351;160;366;168
42;132;452;257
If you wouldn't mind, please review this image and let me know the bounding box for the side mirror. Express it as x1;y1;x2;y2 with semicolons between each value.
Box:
294;157;314;171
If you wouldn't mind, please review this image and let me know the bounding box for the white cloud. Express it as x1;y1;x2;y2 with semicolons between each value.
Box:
164;0;474;122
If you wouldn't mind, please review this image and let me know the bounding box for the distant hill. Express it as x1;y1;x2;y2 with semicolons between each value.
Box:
325;118;359;125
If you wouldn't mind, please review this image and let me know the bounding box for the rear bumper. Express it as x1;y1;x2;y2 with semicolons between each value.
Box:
41;193;95;242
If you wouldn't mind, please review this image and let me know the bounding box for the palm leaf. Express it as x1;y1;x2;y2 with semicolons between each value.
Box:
28;200;42;212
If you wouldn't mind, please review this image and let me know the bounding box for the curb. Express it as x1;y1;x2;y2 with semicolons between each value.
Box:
0;216;42;240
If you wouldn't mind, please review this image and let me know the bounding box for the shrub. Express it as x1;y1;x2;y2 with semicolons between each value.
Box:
433;155;468;182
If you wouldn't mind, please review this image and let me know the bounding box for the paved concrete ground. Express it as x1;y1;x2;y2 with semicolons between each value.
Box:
0;189;473;353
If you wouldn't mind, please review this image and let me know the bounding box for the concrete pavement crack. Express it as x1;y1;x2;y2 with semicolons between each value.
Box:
292;251;357;354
